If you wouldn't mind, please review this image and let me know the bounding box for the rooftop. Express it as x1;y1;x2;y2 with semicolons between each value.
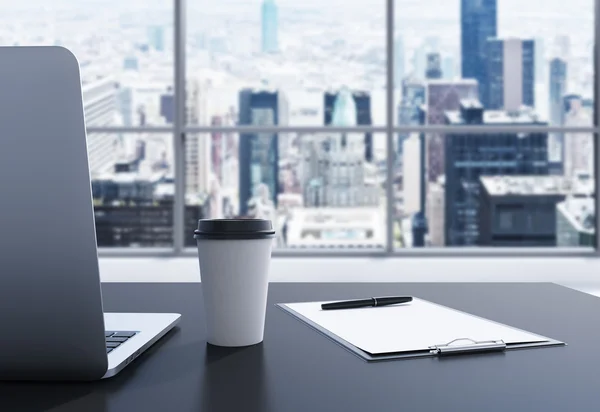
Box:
481;174;595;197
557;197;595;233
445;106;547;125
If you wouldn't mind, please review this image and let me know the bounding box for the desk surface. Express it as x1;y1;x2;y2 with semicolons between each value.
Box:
1;282;599;412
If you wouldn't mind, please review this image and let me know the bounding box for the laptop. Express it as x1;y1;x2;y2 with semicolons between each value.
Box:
0;46;181;381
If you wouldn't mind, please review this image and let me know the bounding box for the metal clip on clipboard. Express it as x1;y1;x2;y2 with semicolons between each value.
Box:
429;338;506;356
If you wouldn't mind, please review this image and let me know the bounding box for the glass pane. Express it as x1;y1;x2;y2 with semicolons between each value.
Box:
186;0;385;126
394;131;595;248
89;133;180;248
184;132;387;250
394;0;594;129
3;1;174;127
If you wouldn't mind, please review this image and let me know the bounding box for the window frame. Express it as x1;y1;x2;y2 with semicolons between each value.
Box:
95;0;600;257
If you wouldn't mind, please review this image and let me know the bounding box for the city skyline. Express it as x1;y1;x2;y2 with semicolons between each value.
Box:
0;0;595;249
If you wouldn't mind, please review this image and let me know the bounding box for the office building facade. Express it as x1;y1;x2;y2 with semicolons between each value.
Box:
397;77;425;155
426;53;442;79
303;89;379;208
486;38;535;110
402;134;421;215
548;58;568;170
444;99;549;246
324;90;373;162
563;94;594;178
261;0;279;53
478;175;594;246
422;79;479;183
461;0;497;105
426;175;445;247
160;81;211;197
239;89;288;215
83;76;120;177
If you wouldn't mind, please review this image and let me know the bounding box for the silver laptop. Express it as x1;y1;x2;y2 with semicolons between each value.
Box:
0;46;181;381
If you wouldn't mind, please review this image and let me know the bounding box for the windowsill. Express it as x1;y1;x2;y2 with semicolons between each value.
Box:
98;257;600;297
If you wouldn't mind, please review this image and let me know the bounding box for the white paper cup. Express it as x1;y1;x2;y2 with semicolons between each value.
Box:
194;219;275;347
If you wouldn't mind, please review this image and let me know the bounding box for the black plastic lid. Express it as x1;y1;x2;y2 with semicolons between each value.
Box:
194;219;276;240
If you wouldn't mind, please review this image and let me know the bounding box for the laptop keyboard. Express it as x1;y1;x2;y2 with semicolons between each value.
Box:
105;331;138;354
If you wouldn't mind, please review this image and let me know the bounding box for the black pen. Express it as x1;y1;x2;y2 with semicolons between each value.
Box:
321;296;412;310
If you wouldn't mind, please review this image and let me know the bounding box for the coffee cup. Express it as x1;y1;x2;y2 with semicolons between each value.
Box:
194;219;275;347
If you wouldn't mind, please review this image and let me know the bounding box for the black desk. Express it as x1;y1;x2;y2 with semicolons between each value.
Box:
1;283;599;411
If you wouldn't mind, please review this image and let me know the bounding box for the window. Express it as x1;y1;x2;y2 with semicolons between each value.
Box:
8;0;598;255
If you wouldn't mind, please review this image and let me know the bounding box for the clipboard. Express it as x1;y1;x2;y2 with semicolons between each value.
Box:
277;297;565;362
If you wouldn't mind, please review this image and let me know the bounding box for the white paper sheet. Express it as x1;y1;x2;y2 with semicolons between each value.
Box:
283;298;549;354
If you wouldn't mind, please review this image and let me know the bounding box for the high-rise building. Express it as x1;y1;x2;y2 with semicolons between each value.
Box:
159;88;174;124
479;175;594;247
422;79;479;183
261;0;279;53
148;25;165;52
426;53;442;79
548;58;568;170
402;134;421;215
238;89;288;215
302;89;379;208
324;90;373;162
563;94;594;178
185;80;211;197
394;35;405;88
444;99;549;246
83;76;120;176
486;38;535;110
92;172;205;247
556;197;595;247
397;77;425;155
461;0;497;105
159;82;211;197
426;175;445;247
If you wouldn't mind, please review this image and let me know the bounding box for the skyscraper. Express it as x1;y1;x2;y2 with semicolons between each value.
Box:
302;89;379;208
422;79;479;183
426;53;442;79
486;38;535;111
83;76;119;176
461;0;497;105
160;82;211;197
324;90;373;162
548;58;568;170
444;99;549;246
394;35;405;88
549;58;568;126
261;0;279;53
402;134;421;215
238;89;288;215
397;77;425;155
